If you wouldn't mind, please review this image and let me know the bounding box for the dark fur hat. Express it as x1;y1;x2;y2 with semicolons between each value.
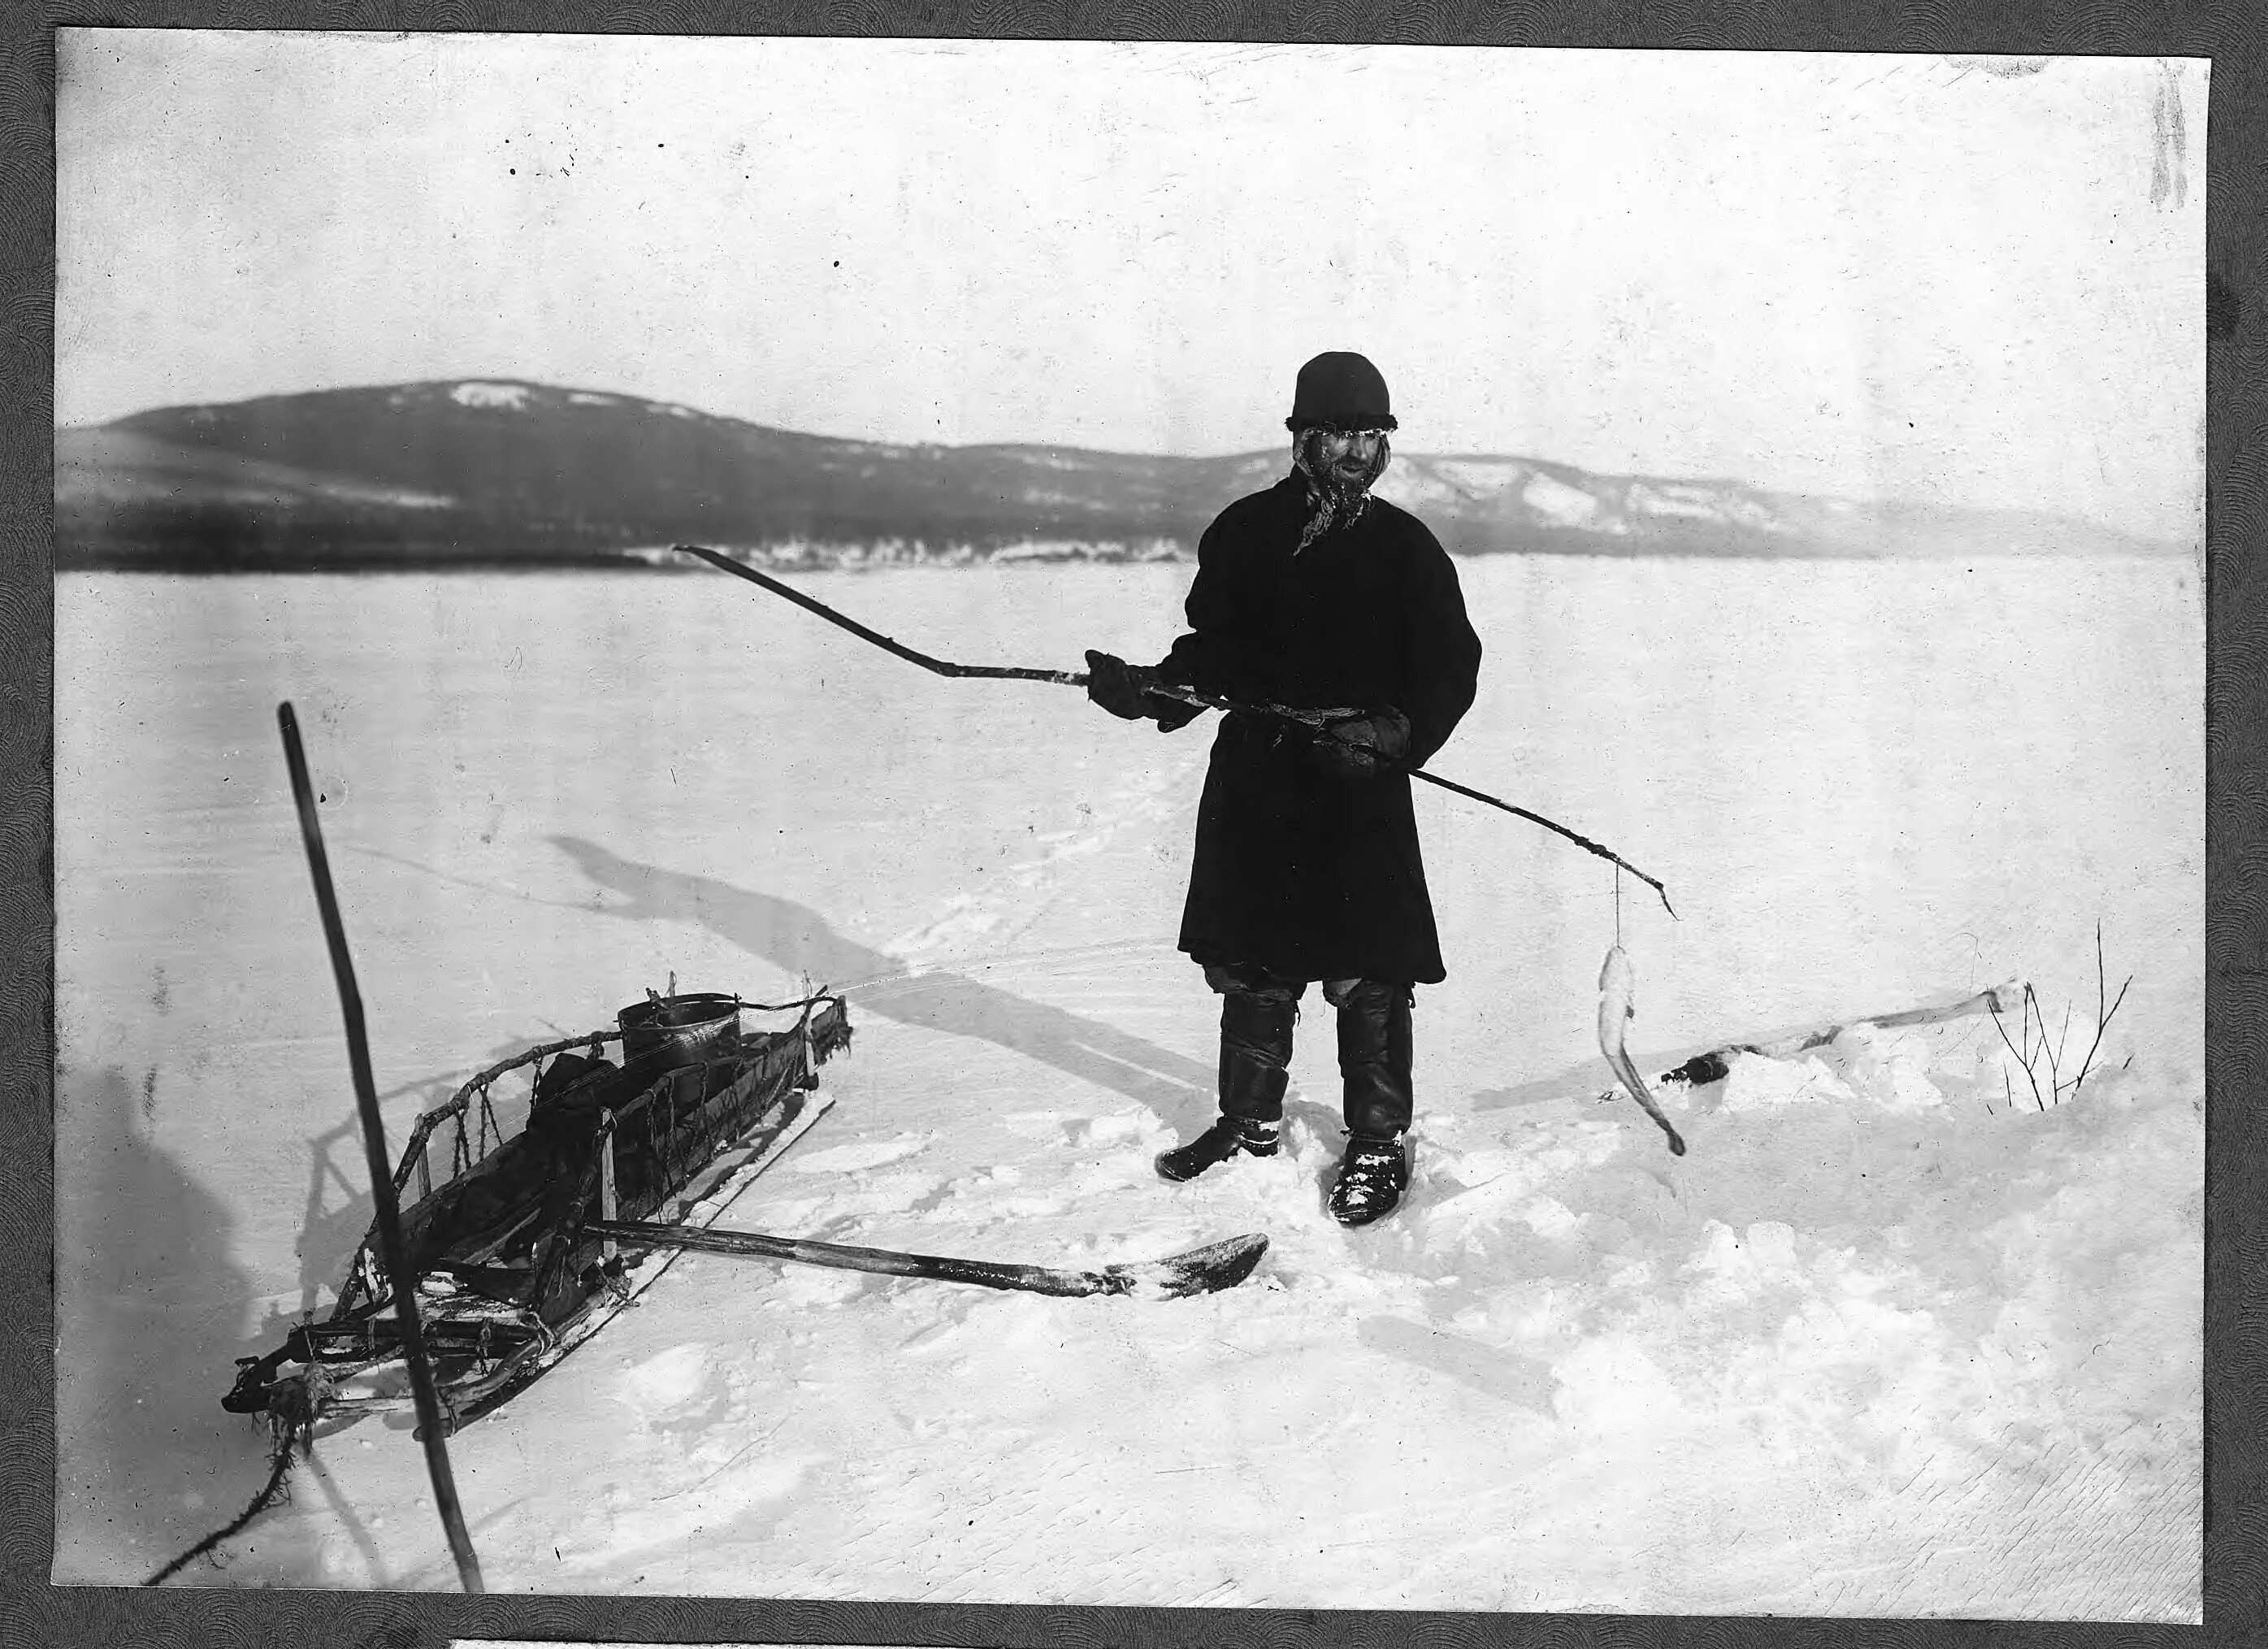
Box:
1285;351;1398;433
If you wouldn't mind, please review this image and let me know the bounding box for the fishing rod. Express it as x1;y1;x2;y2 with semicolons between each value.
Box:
674;544;1676;918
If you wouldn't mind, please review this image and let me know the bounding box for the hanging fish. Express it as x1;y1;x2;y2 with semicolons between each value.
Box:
1598;945;1687;1156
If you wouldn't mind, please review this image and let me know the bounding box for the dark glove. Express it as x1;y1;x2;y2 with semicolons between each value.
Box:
1308;707;1412;779
1086;650;1169;721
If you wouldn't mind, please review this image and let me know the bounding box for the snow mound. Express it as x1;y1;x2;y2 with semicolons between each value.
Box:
1718;1051;1856;1112
1683;1218;1803;1297
1715;1024;1961;1116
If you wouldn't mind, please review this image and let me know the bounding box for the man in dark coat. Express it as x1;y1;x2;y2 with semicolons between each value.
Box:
1085;352;1483;1226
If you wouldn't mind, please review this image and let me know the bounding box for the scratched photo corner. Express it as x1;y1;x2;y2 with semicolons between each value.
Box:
50;30;2203;1621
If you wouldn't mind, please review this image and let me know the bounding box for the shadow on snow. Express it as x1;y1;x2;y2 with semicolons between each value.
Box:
549;834;1216;1126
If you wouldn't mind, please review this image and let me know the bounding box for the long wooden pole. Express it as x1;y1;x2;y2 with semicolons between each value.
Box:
586;1218;1268;1300
674;545;1676;916
276;703;485;1594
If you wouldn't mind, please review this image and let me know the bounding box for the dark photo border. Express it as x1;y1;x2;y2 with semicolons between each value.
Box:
3;5;2257;1647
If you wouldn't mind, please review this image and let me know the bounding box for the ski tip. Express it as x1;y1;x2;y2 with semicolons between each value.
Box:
1109;1231;1270;1300
1188;1230;1269;1274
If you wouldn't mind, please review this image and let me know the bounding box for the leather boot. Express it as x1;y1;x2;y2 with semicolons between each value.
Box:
1333;979;1413;1138
1155;1113;1280;1182
1155;987;1295;1183
1219;987;1296;1126
1327;981;1414;1224
1327;1132;1409;1226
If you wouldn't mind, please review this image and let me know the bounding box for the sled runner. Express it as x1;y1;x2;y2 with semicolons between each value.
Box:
223;988;852;1436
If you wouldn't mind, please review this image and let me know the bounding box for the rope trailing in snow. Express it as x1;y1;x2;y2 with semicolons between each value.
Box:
675;544;1677;918
143;1389;318;1586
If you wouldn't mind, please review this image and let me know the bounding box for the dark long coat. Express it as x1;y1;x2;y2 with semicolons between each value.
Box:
1151;471;1483;985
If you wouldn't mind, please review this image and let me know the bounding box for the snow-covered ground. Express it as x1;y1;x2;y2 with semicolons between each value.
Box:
53;554;2201;1616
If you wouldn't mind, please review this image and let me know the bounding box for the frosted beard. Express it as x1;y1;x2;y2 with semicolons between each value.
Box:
1293;428;1391;554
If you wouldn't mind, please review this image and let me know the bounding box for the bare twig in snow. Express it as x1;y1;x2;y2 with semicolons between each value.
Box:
2040;992;2072;1104
1990;996;2045;1110
2067;920;2134;1102
1990;922;2133;1114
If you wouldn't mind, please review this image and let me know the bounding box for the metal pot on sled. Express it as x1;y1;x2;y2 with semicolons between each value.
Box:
617;991;742;1067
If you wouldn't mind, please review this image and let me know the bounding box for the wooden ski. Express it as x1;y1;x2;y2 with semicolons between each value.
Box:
586;1219;1271;1300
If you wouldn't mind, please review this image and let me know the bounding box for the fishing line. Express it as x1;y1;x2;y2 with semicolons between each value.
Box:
677;544;1678;918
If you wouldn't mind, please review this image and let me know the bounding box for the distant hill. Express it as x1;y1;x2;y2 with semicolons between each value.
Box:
53;380;2175;571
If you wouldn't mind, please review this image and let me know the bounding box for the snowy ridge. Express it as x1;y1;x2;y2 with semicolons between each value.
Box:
58;379;2180;570
449;381;531;410
1380;455;1802;543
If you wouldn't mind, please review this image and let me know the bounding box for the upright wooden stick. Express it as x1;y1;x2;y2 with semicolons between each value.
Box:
277;703;485;1594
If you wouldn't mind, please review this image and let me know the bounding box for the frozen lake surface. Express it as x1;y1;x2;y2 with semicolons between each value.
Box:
54;555;2201;1616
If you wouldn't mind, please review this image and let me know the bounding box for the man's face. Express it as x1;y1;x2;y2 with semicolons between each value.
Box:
1314;428;1388;482
1292;425;1391;548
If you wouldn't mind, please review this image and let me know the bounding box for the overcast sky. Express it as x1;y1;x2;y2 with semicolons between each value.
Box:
57;34;2204;539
